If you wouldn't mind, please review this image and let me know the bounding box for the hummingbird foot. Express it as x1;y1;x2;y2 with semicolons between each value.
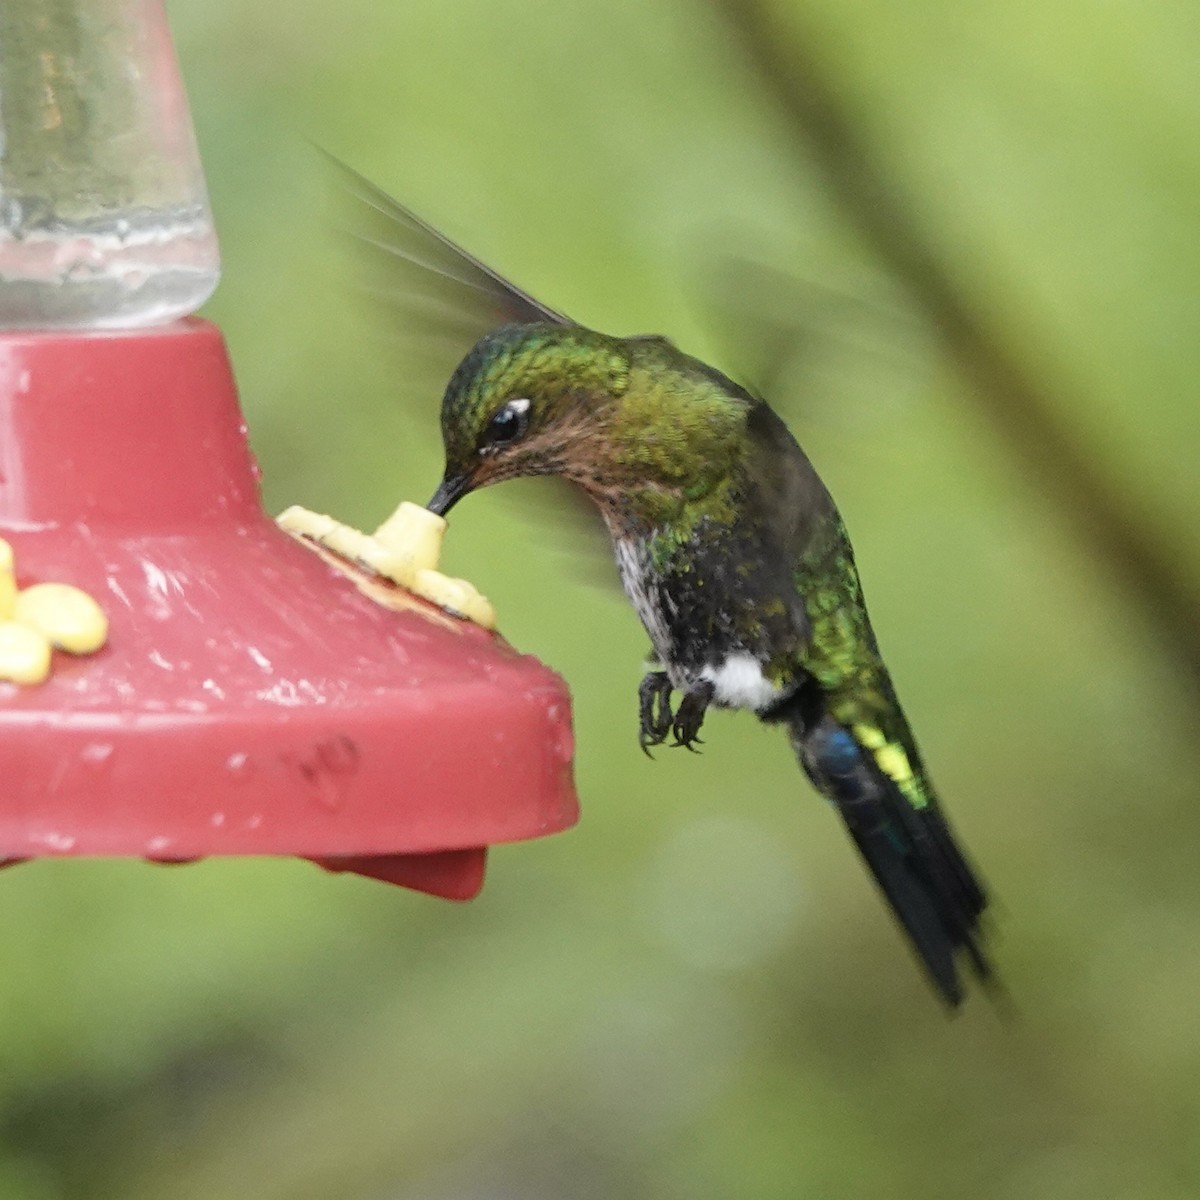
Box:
671;681;714;752
638;671;675;756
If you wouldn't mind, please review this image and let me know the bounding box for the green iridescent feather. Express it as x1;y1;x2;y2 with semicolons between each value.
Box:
795;514;934;811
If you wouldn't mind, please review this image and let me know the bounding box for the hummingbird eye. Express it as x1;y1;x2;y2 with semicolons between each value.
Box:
480;397;531;452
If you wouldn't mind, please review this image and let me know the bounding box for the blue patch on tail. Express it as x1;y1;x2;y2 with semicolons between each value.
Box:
814;726;861;777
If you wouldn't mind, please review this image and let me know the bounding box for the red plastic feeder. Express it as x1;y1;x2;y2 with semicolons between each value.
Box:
0;321;577;898
0;3;578;899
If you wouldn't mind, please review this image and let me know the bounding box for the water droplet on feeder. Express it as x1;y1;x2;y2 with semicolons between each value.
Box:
80;741;115;772
225;751;256;781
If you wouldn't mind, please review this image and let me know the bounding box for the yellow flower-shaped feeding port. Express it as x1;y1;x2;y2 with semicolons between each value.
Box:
277;501;497;630
0;540;109;685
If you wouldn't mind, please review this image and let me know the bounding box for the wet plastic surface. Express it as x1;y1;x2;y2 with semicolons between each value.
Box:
0;319;578;898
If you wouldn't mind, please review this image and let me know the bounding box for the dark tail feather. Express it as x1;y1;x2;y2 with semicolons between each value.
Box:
842;790;990;1005
786;711;991;1006
881;786;993;990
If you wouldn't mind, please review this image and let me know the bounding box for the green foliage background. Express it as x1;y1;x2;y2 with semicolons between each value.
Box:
4;1;1200;1196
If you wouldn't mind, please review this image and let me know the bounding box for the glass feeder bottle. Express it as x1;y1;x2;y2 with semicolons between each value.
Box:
0;0;219;328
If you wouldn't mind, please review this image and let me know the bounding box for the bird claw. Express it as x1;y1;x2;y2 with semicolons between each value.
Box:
639;673;713;755
638;671;674;757
670;682;713;752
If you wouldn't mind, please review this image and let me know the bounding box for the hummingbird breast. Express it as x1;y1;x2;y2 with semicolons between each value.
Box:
611;525;801;713
597;391;829;713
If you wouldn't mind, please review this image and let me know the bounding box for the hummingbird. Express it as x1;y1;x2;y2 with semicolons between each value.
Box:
337;162;992;1006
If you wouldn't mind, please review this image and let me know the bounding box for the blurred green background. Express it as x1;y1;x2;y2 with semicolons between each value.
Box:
4;1;1200;1196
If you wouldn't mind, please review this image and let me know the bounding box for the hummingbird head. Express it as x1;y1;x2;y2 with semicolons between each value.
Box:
427;323;632;515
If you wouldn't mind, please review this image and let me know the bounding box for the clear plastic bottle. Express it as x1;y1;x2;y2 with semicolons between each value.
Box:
0;0;220;329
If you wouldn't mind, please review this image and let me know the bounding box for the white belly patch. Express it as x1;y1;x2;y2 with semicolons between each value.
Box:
701;653;784;711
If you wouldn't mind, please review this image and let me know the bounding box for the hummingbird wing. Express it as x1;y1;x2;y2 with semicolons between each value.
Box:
742;406;990;1003
691;251;928;423
324;153;569;344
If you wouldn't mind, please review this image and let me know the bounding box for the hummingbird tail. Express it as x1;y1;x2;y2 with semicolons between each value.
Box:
776;700;991;1006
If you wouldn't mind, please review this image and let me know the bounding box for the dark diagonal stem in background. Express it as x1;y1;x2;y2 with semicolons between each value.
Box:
714;0;1200;686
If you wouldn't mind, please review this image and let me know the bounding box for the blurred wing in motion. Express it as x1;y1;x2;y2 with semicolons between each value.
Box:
324;152;570;382
691;249;931;424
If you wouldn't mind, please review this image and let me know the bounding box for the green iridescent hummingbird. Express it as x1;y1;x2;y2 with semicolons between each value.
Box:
339;163;993;1006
